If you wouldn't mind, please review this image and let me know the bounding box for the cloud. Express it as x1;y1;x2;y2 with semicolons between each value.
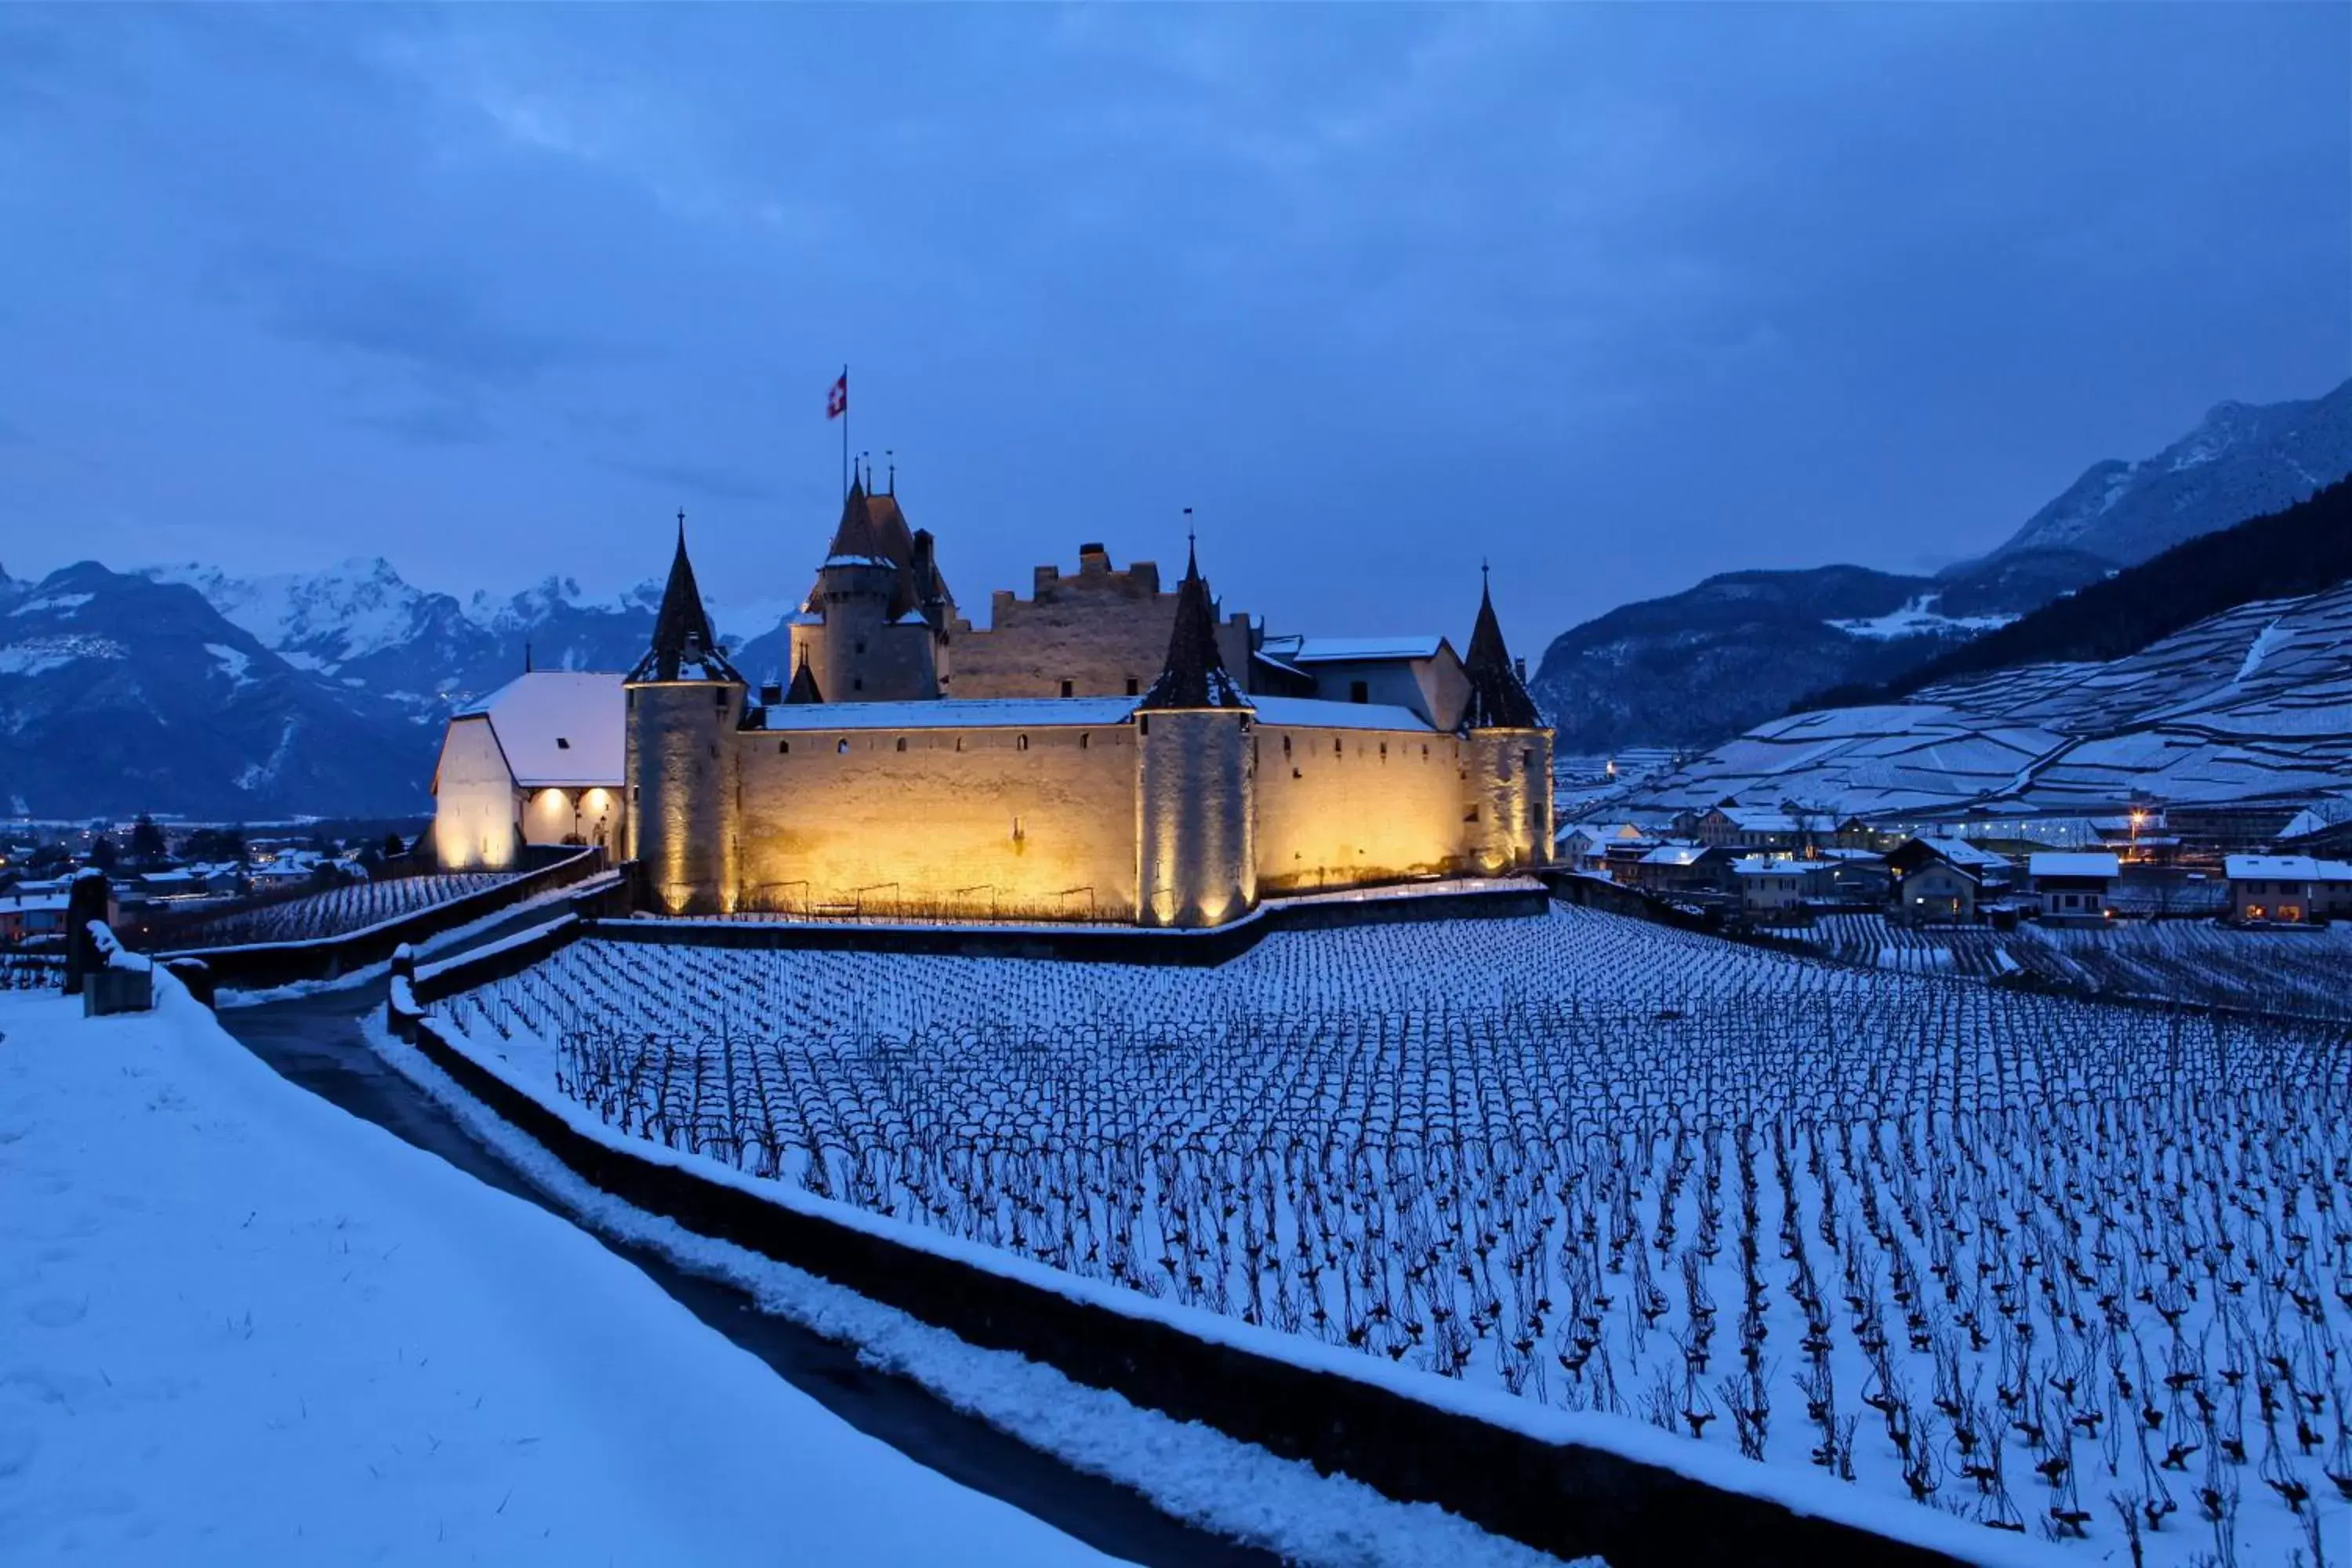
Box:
243;253;592;393
353;400;498;448
605;457;779;506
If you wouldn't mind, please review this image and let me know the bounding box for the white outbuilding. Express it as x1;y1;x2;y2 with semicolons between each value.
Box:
431;672;626;869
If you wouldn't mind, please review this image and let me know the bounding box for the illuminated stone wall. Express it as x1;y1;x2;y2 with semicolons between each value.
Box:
735;722;1140;921
1136;710;1254;927
1461;729;1553;874
626;682;742;915
954;550;1252;701
1251;723;1469;895
521;786;622;854
431;717;519;870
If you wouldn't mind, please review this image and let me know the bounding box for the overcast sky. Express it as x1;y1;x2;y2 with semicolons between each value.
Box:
2;5;2345;645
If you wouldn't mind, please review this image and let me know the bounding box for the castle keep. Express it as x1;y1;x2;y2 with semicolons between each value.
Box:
437;479;1552;927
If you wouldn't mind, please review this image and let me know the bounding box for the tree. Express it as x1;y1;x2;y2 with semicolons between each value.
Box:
88;835;118;872
130;815;167;863
382;831;406;860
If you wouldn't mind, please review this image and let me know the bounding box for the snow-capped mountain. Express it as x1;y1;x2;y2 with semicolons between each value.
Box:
1534;378;2352;754
0;561;427;818
1986;379;2352;567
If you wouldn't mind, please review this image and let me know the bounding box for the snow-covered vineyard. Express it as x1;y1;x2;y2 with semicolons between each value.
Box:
435;907;2352;1564
161;872;510;947
1797;914;2352;1021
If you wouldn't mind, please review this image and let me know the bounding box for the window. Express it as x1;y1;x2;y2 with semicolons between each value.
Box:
1125;677;1139;696
1379;742;1388;760
1017;735;1029;751
777;740;789;754
556;737;571;750
855;641;866;655
1282;735;1292;758
1080;732;1090;750
713;690;728;709
895;737;906;752
1061;680;1074;698
837;739;849;755
1334;737;1343;757
852;677;864;692
1349;680;1369;704
1139;716;1149;736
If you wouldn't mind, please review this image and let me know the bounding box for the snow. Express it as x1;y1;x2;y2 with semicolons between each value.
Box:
0;980;1115;1564
1248;695;1436;733
204;642;254;688
452;671;626;787
762;697;1138;732
7;593;94;617
2027;851;2118;880
0;635;129;676
1824;596;2018;641
362;1015;1602;1568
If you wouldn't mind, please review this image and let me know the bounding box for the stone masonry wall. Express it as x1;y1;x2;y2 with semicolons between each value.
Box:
1250;723;1469;895
735;721;1140;920
953;548;1252;700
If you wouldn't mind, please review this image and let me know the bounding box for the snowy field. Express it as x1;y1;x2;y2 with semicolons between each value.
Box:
160;872;511;948
435;906;2352;1566
1798;915;2352;1020
0;982;1116;1564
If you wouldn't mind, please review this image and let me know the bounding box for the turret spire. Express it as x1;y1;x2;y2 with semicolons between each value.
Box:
1138;534;1247;711
1459;573;1540;730
782;644;824;704
628;514;743;684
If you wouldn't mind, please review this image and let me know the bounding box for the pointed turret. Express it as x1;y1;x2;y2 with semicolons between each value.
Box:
782;648;824;705
1458;575;1541;731
629;517;742;684
822;475;890;566
1138;540;1248;711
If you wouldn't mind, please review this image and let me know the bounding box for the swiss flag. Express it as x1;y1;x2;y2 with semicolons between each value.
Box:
826;372;848;419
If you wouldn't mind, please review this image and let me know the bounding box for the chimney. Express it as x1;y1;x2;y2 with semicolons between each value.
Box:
1514;656;1527;681
760;680;783;706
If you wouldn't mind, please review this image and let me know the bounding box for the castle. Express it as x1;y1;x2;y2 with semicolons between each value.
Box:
434;478;1552;927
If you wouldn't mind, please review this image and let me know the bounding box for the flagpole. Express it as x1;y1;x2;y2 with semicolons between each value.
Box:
840;363;849;495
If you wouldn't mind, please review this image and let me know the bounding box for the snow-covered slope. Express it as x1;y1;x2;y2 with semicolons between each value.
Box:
0;982;1113;1565
1613;580;2352;819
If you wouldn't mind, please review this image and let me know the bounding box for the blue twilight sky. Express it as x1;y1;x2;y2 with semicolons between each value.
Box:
1;4;2345;645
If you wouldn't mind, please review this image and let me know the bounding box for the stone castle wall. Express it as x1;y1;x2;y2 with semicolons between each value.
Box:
1136;710;1255;927
432;717;520;870
735;721;1140;921
953;549;1252;701
628;683;742;915
1461;730;1553;875
1251;723;1472;895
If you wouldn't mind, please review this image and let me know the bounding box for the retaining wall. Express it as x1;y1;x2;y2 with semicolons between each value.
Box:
170;848;609;991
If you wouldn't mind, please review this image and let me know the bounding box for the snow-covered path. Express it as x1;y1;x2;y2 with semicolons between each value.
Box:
0;982;1122;1565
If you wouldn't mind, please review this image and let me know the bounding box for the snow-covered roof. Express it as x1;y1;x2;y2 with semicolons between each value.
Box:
2;891;68;913
456;671;627;787
1907;835;2011;869
1640;844;1710;867
1730;855;1815;877
1557;821;1649;845
2028;851;2118;880
822;554;898;571
762;698;1137;733
1248;695;1436;733
1263;635;1446;664
2223;855;2352;882
1709;806;1801;831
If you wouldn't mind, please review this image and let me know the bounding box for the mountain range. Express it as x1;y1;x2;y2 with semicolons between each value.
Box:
1530;378;2352;754
4;377;2345;820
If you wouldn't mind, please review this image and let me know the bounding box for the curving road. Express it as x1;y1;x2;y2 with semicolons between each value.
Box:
219;979;1279;1568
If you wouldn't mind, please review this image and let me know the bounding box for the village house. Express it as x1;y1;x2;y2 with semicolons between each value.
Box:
2028;851;2120;921
1730;855;1833;920
1883;837;2013;924
2223;855;2352;924
0;889;68;946
1690;804;1810;851
1554;821;1653;876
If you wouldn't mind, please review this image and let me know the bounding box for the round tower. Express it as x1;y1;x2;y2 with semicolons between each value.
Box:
1134;541;1256;927
624;516;746;915
803;476;939;702
1457;570;1552;874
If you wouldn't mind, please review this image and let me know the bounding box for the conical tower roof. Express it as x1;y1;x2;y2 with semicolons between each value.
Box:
823;476;891;564
1459;575;1541;730
627;516;744;684
782;647;824;705
1137;539;1248;711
